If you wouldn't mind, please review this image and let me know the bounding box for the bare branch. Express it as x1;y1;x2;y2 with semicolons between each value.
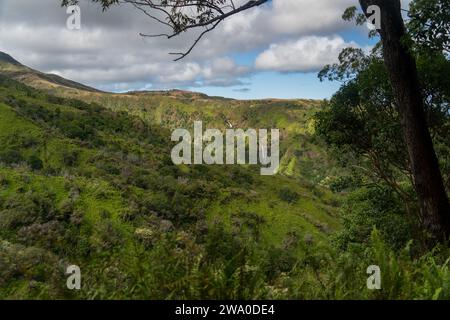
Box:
63;0;269;60
169;20;221;61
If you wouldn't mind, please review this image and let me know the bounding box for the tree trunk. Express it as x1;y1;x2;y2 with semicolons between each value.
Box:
359;0;450;242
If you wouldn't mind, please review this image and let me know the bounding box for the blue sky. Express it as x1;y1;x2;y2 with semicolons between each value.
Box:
197;72;342;100
0;0;387;100
197;29;378;99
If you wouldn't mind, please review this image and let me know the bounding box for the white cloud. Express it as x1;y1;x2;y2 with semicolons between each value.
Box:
215;0;355;53
255;36;359;73
269;0;354;34
0;0;365;91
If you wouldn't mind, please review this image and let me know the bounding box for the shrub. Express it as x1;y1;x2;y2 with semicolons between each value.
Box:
329;175;362;193
62;149;79;167
28;154;43;170
278;186;299;203
0;148;23;165
333;186;414;250
264;246;297;280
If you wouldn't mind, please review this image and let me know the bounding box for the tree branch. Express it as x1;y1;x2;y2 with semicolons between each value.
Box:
63;0;269;60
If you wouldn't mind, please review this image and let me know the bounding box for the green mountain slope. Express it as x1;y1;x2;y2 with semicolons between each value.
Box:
0;61;341;298
0;52;338;184
0;52;101;93
0;52;22;65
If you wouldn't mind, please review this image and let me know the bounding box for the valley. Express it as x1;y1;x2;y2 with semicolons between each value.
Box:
0;52;341;299
1;50;448;300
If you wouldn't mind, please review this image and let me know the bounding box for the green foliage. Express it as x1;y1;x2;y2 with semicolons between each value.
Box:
282;230;450;300
315;45;450;228
408;0;450;53
329;175;362;193
334;186;414;251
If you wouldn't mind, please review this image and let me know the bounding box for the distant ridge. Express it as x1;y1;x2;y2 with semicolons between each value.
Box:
0;51;22;65
0;51;310;102
0;52;232;99
0;51;102;93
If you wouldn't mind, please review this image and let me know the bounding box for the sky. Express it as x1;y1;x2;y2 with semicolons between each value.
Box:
0;0;411;99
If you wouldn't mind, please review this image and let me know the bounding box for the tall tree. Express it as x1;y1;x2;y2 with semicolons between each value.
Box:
359;0;450;241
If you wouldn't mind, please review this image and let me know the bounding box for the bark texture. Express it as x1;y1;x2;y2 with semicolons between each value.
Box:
360;0;450;241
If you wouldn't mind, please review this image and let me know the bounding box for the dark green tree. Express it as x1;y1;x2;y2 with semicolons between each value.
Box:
359;0;450;242
319;0;450;242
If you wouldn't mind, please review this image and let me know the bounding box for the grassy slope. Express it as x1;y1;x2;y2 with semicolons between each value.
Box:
0;58;337;183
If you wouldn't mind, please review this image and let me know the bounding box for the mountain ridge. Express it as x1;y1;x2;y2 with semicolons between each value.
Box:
0;51;319;102
0;51;331;183
0;51;102;93
0;51;22;65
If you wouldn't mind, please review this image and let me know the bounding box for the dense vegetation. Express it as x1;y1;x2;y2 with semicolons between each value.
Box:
0;74;341;299
0;66;448;299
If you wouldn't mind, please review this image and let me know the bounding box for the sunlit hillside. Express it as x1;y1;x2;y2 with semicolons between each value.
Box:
0;53;343;299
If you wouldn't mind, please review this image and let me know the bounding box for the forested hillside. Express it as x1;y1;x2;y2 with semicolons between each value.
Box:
0;68;342;299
